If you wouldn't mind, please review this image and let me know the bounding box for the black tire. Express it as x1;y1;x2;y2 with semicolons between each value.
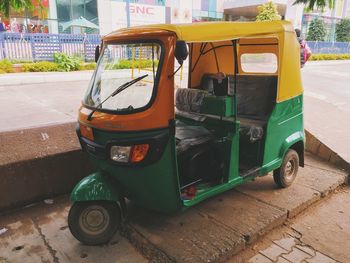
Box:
273;149;299;188
68;201;121;245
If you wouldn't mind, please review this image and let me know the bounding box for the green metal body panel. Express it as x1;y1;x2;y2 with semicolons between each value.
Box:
200;96;235;117
87;129;183;213
73;95;304;213
261;94;304;174
183;120;242;207
71;171;121;202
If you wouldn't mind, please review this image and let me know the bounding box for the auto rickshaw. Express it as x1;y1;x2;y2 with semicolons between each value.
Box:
68;21;304;245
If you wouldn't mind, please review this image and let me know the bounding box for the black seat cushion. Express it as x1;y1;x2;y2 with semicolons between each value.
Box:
176;88;208;113
175;121;213;154
239;118;265;143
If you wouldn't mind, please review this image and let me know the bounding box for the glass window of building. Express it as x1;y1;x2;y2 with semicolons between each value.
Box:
56;0;99;34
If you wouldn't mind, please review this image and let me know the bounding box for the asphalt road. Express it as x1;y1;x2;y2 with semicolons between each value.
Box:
302;60;350;163
0;60;349;161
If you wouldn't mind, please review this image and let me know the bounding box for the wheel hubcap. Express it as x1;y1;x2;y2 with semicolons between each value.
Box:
284;160;295;181
79;205;109;235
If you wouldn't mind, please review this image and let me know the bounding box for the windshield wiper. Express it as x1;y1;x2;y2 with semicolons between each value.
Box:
87;74;148;121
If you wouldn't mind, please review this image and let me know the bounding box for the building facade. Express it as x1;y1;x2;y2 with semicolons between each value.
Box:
1;0;349;41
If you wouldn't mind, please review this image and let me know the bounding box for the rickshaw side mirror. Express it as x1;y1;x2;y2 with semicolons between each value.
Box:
94;45;100;63
175;41;188;65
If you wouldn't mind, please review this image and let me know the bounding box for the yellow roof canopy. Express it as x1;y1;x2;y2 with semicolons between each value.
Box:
107;20;295;42
104;21;302;102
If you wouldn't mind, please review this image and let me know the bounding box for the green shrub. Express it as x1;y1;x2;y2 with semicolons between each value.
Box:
0;69;6;74
0;59;14;73
256;1;281;21
80;63;96;70
10;60;33;64
112;59;158;69
53;53;81;72
23;61;60;72
309;54;350;61
307;18;327;41
336;19;350;42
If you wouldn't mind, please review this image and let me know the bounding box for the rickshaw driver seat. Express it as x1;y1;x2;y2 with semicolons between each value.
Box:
175;88;214;154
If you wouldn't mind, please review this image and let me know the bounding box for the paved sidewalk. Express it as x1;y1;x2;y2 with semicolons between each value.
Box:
0;196;147;263
230;186;350;263
0;153;347;263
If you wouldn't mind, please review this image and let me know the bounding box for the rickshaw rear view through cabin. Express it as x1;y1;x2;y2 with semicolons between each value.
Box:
69;21;304;245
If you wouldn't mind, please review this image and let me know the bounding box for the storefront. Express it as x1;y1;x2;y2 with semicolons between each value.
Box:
1;0;225;35
0;0;50;33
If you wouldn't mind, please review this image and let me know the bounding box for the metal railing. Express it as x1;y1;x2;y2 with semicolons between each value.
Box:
307;41;350;54
0;32;100;61
1;33;350;62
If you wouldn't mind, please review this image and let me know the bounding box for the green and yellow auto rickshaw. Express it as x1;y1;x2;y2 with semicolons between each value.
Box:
68;21;304;245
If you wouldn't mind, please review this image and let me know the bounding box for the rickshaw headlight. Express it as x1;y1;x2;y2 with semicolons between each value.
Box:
110;146;131;163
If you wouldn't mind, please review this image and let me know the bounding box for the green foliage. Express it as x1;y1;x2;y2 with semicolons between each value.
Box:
10;59;33;64
53;53;82;72
112;59;159;69
306;18;327;41
0;59;14;73
293;0;335;10
80;63;96;70
256;1;281;21
23;61;59;72
0;0;42;18
309;54;350;60
335;19;350;42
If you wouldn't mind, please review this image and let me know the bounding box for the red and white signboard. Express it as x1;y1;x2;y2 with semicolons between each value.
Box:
111;2;166;30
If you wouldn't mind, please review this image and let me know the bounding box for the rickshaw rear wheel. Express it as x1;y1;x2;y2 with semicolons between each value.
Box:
273;149;299;188
68;201;121;245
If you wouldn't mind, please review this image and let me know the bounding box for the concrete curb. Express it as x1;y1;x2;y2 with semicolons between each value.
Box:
305;129;350;173
0;122;92;212
0;71;93;86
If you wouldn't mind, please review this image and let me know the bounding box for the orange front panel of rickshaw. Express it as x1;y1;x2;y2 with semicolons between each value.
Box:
79;31;176;132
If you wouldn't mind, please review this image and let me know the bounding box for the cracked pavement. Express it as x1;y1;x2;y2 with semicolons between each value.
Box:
0;196;147;263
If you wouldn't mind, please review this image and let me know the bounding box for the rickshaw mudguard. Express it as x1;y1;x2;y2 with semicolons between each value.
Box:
71;171;121;203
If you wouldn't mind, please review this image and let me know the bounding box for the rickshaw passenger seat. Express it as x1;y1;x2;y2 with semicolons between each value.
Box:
176;88;208;113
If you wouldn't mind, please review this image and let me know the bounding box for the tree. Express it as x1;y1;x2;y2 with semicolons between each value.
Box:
0;0;41;18
293;0;335;10
335;19;350;42
306;18;327;41
256;1;282;21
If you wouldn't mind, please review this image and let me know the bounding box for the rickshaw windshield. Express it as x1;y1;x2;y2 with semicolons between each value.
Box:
83;42;162;113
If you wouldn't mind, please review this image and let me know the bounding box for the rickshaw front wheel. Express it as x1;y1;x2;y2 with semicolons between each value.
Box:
273;149;299;188
68;201;121;245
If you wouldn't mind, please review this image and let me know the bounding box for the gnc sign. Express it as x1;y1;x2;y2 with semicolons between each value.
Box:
112;2;165;30
129;5;155;15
